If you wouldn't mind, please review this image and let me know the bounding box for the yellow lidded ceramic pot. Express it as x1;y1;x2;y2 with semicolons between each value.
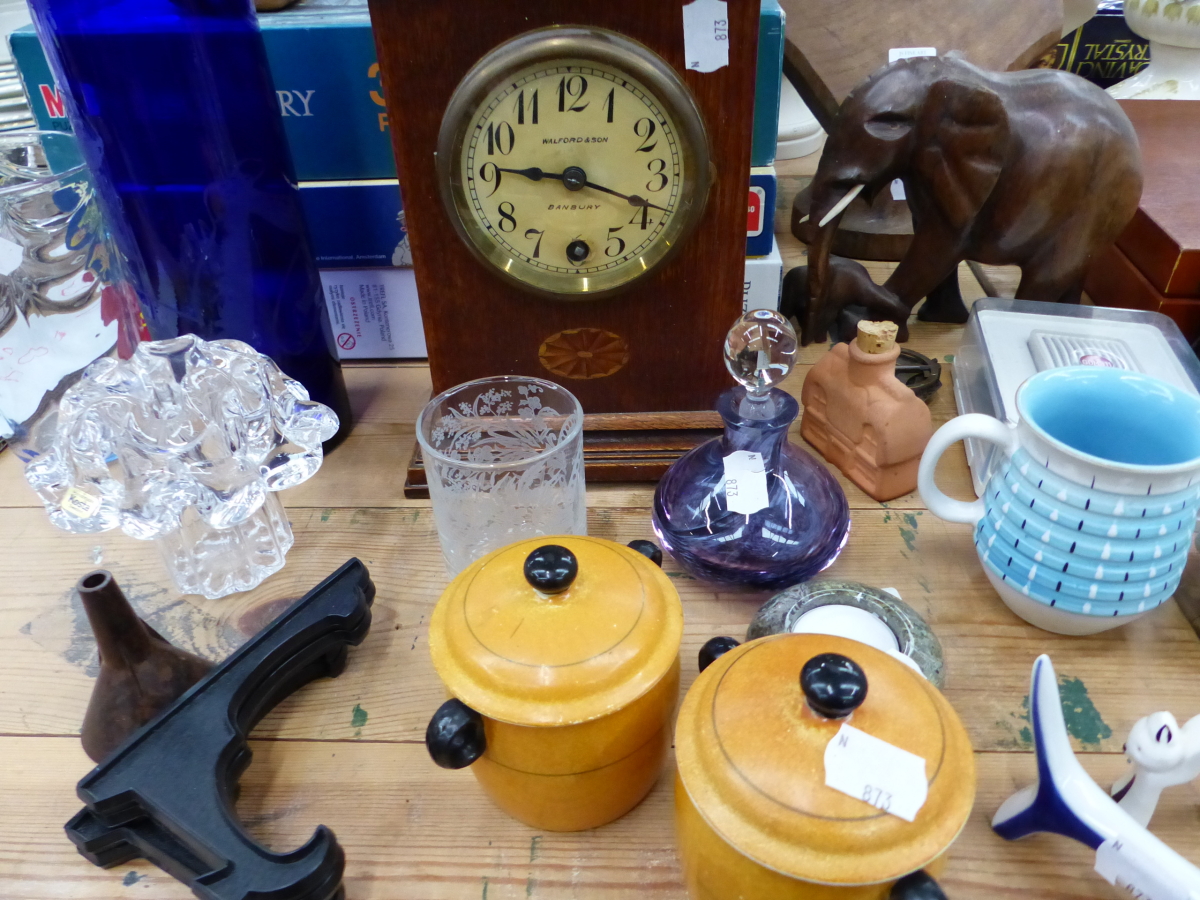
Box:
426;536;683;832
675;633;975;900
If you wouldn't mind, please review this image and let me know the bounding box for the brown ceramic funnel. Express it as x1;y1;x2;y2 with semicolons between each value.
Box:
78;570;214;762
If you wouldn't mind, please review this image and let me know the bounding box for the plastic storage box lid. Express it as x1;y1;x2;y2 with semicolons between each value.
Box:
953;299;1200;496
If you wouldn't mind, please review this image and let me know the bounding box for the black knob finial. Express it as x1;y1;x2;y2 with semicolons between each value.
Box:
524;545;578;593
626;539;663;567
800;653;868;719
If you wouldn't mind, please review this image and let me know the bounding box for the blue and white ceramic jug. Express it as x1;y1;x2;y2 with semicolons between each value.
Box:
919;367;1200;634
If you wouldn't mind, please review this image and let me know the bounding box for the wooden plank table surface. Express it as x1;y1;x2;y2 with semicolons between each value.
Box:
1;253;1199;900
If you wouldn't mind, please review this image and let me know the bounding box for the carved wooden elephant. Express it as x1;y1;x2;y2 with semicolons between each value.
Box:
802;55;1143;345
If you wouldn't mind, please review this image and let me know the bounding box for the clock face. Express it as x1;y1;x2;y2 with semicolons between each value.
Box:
438;29;711;298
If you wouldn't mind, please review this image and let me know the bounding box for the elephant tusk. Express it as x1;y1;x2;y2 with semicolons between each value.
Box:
817;183;864;228
796;214;809;225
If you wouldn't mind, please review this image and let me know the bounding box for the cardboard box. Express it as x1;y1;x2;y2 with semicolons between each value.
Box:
743;238;783;312
10;4;396;182
1046;0;1149;89
320;268;426;359
14;0;787;180
747;166;777;257
752;0;785;167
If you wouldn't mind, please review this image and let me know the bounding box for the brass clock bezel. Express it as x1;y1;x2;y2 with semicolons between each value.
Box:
436;26;712;300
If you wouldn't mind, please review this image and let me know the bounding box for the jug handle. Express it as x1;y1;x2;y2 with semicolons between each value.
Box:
918;414;1017;525
889;870;947;899
426;698;486;769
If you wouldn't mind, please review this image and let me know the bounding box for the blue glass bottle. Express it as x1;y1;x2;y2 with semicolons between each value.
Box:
653;310;850;589
27;0;351;445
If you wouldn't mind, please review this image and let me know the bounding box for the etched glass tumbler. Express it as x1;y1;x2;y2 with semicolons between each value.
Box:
417;376;586;576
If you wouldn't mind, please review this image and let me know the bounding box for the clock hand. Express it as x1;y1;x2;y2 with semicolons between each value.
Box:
493;165;669;213
581;180;670;213
494;166;559;182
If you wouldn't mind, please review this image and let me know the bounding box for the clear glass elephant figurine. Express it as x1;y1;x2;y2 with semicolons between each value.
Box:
23;335;339;598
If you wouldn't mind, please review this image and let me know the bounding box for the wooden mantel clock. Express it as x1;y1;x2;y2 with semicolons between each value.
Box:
366;1;758;491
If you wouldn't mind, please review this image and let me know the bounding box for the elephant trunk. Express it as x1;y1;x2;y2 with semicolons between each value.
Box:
803;183;863;346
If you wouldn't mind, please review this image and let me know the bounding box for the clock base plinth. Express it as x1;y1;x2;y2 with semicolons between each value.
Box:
403;411;723;499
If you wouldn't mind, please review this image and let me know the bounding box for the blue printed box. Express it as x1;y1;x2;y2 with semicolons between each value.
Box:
298;180;409;268
13;0;785;180
10;2;397;182
747;166;777;257
753;0;784;167
259;3;395;181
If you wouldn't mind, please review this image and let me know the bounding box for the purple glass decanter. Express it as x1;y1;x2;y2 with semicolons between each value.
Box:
652;310;850;589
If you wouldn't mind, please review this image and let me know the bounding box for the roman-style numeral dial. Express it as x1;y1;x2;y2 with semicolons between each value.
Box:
438;28;711;298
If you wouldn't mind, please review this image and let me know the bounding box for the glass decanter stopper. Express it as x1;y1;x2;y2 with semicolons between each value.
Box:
652;311;850;589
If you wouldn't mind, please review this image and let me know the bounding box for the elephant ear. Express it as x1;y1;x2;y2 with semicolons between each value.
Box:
912;77;1009;233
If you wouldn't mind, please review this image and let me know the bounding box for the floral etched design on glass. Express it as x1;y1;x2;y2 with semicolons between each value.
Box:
418;376;586;576
23;335;339;598
653;310;851;589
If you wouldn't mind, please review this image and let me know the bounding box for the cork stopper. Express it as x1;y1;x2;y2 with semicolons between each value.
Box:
855;320;898;355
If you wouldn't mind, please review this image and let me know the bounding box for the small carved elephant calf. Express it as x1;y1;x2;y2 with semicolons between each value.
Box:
781;256;911;343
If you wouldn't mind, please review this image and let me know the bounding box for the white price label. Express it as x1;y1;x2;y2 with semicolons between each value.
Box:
682;0;730;73
0;236;23;275
890;178;906;201
60;486;101;519
888;47;937;63
824;723;928;822
1096;837;1193;900
722;450;769;515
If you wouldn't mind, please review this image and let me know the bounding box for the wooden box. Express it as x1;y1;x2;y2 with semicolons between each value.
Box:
1115;100;1200;298
1084;242;1200;342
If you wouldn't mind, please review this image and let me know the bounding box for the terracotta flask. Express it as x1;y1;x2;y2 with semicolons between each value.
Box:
78;570;214;762
800;321;933;502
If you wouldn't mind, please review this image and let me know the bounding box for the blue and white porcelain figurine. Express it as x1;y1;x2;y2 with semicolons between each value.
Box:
920;367;1200;634
992;656;1200;899
1111;710;1200;829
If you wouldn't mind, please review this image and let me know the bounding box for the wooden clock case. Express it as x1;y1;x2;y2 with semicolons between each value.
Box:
367;1;759;491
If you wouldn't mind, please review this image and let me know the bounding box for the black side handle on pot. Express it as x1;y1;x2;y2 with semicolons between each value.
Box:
889;870;947;899
426;698;486;769
626;539;663;567
698;636;741;672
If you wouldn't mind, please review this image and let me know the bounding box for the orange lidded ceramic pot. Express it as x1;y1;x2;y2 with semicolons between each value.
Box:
675;633;975;900
425;536;683;831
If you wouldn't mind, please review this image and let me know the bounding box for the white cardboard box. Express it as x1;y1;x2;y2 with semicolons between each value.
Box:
743;239;783;312
320;248;785;360
320;268;426;360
